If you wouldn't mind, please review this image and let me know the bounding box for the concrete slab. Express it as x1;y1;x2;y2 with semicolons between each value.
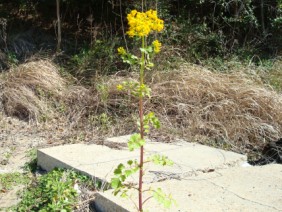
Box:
94;164;282;212
37;137;246;185
37;135;252;211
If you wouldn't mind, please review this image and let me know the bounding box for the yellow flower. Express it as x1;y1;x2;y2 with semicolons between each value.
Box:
152;40;161;53
117;47;126;55
117;84;123;90
126;9;164;38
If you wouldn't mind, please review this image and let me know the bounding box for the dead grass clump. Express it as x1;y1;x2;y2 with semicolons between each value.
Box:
0;60;66;121
146;64;282;152
59;77;138;139
88;67;281;151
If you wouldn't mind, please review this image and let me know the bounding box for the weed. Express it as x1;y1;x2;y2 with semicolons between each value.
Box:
7;52;18;67
3;151;12;160
70;39;121;80
111;7;176;211
14;168;93;212
96;83;109;105
0;172;29;192
263;59;282;92
23;148;37;173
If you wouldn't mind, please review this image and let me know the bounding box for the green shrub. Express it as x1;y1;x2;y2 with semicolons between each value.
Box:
14;168;90;212
70;39;124;80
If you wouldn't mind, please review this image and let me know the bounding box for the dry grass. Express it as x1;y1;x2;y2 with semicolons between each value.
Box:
102;64;282;153
147;64;282;152
0;60;65;121
0;60;281;154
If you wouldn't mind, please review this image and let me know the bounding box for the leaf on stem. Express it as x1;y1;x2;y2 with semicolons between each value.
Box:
128;133;145;151
111;178;121;189
148;154;174;166
152;188;177;209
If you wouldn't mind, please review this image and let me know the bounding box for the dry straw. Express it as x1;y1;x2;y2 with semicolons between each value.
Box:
0;60;281;152
148;64;282;151
64;63;282;152
1;60;65;122
106;63;282;152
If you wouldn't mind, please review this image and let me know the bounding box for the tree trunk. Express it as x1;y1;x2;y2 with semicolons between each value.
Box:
56;0;61;52
261;0;266;35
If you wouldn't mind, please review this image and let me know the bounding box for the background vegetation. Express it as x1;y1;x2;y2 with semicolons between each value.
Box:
0;0;281;71
0;0;281;154
0;0;281;152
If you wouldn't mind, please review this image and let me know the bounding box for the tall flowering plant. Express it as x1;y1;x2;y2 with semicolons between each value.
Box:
111;8;176;212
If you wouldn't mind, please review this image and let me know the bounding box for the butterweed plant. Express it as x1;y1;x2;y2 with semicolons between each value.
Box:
111;6;176;212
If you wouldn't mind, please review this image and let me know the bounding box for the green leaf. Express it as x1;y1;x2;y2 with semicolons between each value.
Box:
120;190;128;198
127;133;145;151
114;168;122;175
149;154;174;166
147;46;153;53
124;170;132;177
121;53;138;65
152;188;176;209
120;175;126;182
117;163;125;170
140;48;147;53
152;117;161;129
127;160;133;166
113;187;121;196
143;112;161;131
111;178;121;189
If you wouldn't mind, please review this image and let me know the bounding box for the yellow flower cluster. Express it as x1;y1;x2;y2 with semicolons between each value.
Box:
127;9;164;37
152;40;161;53
117;84;123;90
117;47;126;55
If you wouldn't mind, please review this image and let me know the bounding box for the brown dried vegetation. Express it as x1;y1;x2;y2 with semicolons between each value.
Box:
148;64;282;152
0;60;65;121
0;60;282;154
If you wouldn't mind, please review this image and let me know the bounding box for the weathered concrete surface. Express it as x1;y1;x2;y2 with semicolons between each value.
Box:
37;139;246;184
95;164;282;212
37;135;282;211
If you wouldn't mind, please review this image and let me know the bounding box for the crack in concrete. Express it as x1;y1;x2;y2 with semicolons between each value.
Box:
205;179;282;211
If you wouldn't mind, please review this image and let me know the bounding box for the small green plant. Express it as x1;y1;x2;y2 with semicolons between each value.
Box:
111;6;176;212
23;148;37;173
70;39;120;80
14;168;92;212
97;83;109;105
98;112;111;130
1;148;14;165
7;52;18;67
0;172;29;192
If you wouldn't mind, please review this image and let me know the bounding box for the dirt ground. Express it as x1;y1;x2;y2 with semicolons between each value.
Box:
0;116;52;209
0;114;101;210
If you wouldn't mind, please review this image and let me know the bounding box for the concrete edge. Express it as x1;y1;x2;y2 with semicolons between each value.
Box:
94;192;130;212
37;150;112;190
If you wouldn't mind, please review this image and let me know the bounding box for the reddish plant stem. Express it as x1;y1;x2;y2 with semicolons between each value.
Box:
138;100;144;211
138;35;145;212
138;90;144;211
139;117;144;212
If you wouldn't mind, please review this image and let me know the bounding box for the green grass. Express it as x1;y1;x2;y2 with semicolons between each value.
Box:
0;172;29;191
13;168;96;212
23;148;37;173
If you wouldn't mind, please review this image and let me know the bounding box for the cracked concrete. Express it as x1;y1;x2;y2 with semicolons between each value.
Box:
37;139;246;185
95;164;282;212
37;135;282;211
